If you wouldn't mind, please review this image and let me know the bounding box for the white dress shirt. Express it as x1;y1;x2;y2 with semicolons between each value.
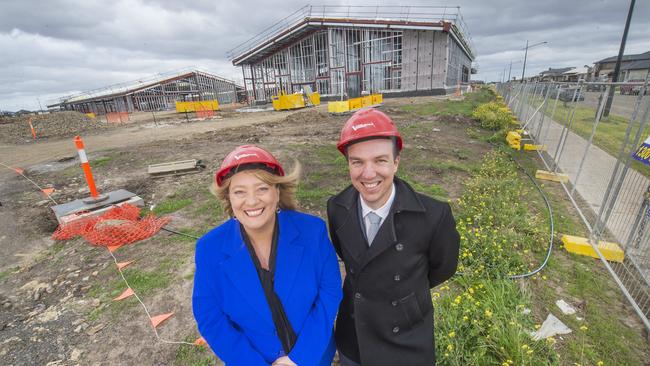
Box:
360;183;396;245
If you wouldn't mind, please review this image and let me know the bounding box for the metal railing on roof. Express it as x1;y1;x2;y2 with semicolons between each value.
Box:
226;4;474;61
50;67;239;105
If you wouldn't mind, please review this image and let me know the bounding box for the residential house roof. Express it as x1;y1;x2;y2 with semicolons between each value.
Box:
595;51;650;64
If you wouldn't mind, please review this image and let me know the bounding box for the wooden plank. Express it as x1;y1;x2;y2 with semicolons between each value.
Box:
147;159;205;177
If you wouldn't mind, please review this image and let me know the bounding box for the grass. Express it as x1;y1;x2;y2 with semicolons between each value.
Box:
151;197;193;216
0;266;20;281
401;88;495;117
175;336;220;366
91;156;112;167
85;258;179;321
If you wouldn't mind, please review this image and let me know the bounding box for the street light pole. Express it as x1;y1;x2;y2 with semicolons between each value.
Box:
520;41;548;83
520;40;529;83
604;0;636;117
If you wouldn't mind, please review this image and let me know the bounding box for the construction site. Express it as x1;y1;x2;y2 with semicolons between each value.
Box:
1;5;650;366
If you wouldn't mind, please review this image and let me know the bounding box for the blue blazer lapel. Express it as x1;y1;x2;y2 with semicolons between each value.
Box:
221;221;275;328
274;211;304;303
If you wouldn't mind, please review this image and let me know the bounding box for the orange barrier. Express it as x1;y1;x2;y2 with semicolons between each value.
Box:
52;203;171;249
106;112;129;124
74;135;100;198
195;104;215;119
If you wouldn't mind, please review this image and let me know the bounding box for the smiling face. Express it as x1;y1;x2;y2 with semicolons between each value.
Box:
228;170;280;234
347;138;399;210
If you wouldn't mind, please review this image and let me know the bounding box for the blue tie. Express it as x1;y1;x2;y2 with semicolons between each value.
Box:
366;212;381;245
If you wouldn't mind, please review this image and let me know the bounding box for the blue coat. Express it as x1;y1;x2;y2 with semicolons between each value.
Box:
193;210;342;366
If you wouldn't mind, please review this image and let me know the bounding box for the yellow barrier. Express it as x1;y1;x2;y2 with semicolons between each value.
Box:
328;101;350;114
85;112;96;118
308;92;321;106
272;93;305;111
175;100;220;113
361;95;373;107
348;97;363;110
327;93;384;114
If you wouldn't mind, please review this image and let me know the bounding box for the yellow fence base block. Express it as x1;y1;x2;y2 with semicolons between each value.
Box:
85;112;96;119
506;131;522;150
535;170;569;183
561;234;625;263
524;144;547;151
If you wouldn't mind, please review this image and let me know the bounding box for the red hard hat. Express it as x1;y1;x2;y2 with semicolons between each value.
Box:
215;145;284;186
336;108;403;154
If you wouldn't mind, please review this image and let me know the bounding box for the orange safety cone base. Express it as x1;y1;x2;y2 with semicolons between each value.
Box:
194;337;207;346
113;287;135;301
42;188;55;196
150;312;174;328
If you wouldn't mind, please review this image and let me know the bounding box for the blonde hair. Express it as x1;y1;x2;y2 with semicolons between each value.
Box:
211;161;301;218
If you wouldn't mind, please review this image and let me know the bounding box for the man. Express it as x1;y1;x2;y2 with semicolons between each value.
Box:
327;108;460;366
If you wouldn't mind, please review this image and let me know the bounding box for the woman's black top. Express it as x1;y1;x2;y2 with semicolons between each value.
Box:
240;216;297;355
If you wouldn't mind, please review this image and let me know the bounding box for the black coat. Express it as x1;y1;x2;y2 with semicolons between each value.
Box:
327;177;460;366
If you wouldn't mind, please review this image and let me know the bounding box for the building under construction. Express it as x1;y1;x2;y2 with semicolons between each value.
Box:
48;68;243;114
228;5;475;104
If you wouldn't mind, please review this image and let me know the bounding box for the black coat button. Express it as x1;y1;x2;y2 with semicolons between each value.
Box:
395;243;404;251
355;292;362;299
393;274;401;282
391;300;398;306
392;326;400;333
349;268;355;274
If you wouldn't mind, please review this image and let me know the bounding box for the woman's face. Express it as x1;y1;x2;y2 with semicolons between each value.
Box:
228;170;280;233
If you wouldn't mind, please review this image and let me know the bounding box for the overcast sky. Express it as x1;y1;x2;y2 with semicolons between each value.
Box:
1;0;648;111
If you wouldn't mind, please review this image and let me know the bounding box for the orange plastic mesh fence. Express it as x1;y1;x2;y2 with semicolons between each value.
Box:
52;204;171;248
195;104;215;119
106;112;129;124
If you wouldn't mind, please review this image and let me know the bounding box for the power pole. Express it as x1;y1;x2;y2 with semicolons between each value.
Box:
521;40;529;83
603;0;636;117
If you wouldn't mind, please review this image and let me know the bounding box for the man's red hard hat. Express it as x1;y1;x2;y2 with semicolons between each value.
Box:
215;145;284;186
336;108;403;154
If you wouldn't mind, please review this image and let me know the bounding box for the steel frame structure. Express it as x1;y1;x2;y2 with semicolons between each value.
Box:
48;68;242;114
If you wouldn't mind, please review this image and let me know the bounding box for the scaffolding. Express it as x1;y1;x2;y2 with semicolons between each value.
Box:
229;5;474;104
48;68;242;115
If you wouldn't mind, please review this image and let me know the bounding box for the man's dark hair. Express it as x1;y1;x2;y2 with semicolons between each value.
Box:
344;136;400;161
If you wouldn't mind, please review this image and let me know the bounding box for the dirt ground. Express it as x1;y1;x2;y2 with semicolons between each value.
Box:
1;95;487;365
2;94;649;365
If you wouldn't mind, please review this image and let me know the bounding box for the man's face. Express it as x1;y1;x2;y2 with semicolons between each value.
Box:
347;138;399;210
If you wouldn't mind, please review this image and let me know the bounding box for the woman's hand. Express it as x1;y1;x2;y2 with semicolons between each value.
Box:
272;355;297;366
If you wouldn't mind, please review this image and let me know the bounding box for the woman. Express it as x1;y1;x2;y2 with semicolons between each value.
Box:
192;145;342;366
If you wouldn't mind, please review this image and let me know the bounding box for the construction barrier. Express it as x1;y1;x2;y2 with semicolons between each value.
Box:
106;112;129;124
74;136;100;198
327;94;383;114
175;100;220;113
85;112;96;119
272;92;305;110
